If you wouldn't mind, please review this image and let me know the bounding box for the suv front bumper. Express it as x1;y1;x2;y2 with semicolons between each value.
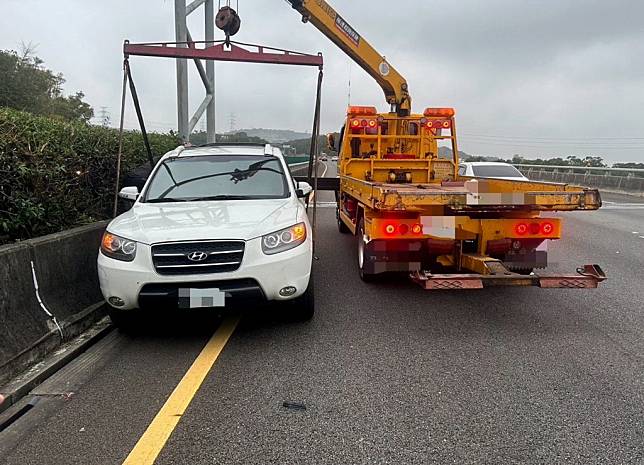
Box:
98;236;312;310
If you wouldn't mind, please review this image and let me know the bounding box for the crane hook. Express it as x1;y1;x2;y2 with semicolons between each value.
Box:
216;6;241;46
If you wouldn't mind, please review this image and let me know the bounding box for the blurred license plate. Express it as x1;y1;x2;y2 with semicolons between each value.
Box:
178;288;226;309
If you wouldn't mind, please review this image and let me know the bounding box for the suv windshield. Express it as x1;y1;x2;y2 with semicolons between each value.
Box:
144;155;289;203
472;165;524;178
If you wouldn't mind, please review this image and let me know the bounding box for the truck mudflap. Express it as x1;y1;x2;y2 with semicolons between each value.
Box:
409;264;606;290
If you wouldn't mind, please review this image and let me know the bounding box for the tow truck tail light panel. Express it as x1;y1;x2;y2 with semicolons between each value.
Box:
375;219;424;238
511;219;560;238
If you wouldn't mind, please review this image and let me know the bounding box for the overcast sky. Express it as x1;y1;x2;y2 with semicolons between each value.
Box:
2;0;643;162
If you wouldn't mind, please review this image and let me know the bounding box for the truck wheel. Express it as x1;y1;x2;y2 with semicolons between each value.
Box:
107;308;140;332
337;207;351;234
357;218;376;282
288;277;315;322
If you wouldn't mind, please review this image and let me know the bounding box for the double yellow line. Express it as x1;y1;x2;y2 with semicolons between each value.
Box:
123;316;239;465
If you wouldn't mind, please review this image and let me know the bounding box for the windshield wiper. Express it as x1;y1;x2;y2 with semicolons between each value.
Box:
146;198;190;203
187;195;253;201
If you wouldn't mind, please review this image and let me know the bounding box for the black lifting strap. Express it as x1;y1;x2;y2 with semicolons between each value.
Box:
113;58;156;217
307;66;323;253
125;59;155;170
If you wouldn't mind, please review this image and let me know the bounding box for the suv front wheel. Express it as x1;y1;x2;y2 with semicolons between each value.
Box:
287;276;314;322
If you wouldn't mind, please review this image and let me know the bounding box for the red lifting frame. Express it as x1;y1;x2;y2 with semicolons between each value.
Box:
123;39;324;67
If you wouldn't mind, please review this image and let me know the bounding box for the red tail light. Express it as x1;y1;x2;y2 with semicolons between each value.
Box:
515;223;528;236
412;224;423;235
348;106;378;117
385;224;396;235
424;107;455;118
528;223;541;235
399;224;409;235
541;222;554;235
351;119;360;128
361;119;368;127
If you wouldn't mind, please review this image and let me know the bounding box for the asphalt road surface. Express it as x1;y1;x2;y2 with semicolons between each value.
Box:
1;163;642;464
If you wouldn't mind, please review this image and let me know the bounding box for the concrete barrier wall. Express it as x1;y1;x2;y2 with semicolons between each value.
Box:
0;221;108;385
520;169;644;196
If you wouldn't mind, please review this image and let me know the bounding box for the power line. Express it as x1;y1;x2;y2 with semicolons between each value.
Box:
460;132;644;142
459;139;644;150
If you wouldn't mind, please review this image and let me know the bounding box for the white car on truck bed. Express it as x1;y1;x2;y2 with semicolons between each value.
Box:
98;143;314;328
458;162;529;181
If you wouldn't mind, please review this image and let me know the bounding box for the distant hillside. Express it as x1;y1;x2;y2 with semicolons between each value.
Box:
230;128;311;144
438;146;488;161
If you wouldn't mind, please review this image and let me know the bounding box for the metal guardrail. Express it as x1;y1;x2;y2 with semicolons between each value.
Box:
513;164;644;176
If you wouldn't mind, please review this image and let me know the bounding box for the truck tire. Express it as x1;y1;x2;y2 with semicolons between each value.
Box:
288;276;315;322
337;207;351;234
357;218;376;282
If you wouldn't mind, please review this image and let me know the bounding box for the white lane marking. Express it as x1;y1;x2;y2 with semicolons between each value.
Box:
320;162;329;178
315;202;338;208
602;205;644;210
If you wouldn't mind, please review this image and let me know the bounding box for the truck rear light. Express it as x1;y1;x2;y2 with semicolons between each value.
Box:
347;105;378;117
361;119;368;127
528;223;541;235
515;223;528;236
541;222;554;235
399;224;409;235
368;120;377;128
412;224;423;234
424;107;455;118
385;224;396;235
351;119;360;128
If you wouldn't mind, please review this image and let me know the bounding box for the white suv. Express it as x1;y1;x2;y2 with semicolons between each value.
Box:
98;144;314;327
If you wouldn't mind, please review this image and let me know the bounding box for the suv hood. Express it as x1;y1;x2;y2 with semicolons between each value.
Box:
108;199;299;245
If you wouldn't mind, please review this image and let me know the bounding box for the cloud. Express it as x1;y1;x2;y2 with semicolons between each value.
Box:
1;0;642;162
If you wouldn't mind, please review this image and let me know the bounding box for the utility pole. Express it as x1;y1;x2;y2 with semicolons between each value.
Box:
229;112;236;133
174;0;216;143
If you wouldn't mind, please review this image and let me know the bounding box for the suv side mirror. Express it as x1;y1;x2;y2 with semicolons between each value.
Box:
296;181;313;198
118;186;140;201
327;133;336;151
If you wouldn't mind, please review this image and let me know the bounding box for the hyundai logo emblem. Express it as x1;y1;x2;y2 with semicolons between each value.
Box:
187;251;208;262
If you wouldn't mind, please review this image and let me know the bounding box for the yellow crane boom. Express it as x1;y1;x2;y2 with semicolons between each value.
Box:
286;0;412;115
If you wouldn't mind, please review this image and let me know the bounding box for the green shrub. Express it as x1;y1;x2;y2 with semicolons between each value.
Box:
0;107;181;244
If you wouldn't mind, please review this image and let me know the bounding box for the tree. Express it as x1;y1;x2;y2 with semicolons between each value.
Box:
0;49;94;122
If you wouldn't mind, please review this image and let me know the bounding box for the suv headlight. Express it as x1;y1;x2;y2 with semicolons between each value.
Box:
262;223;307;255
100;232;137;262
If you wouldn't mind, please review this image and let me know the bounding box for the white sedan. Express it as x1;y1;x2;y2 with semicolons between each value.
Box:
458;162;529;181
98;144;314;328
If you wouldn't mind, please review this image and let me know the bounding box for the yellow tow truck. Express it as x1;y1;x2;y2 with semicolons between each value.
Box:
288;0;606;289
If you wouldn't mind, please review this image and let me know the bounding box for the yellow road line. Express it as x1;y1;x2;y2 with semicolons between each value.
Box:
122;316;239;465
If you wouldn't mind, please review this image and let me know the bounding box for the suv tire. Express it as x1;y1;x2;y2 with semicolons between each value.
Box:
288;276;315;322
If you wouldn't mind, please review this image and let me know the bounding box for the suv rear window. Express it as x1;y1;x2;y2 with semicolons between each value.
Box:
144;155;289;203
472;165;524;178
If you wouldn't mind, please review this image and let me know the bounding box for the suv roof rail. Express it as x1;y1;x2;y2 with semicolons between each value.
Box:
168;145;187;158
264;144;274;156
194;142;267;148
